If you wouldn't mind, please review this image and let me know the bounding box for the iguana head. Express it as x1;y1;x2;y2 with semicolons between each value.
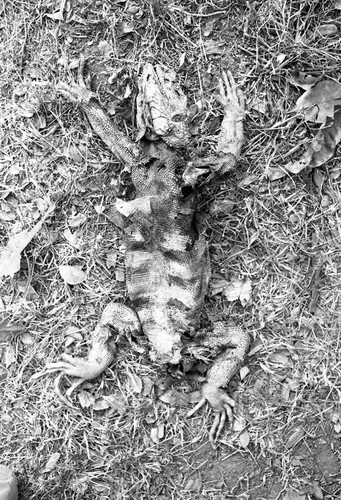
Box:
136;63;190;148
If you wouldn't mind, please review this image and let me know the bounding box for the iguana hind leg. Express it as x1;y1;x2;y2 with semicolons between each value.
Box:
33;303;141;404
188;322;250;446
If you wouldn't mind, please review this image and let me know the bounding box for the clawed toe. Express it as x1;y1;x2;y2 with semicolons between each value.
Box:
218;71;245;112
209;403;234;446
188;384;237;447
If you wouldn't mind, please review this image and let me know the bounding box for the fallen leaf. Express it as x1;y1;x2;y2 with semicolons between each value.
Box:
210;199;234;214
20;332;34;345
4;345;16;367
93;398;110;411
292;79;341;123
223;278;252;305
150;423;165;444
204;39;224;55
101;393;126;415
126;370;143;393
41;452;60;473
286;428;305;449
308;481;323;500
106;251;117;268
78;390;95;408
336;0;341;9
184;474;202;492
239;428;250;448
285;107;341;173
318;24;338;36
67;213;87;228
0;322;27;342
159;388;190;406
63;228;80;248
239;174;258;188
0;205;55;277
150;426;159;444
59;265;87;285
64;144;83;163
240;365;250;381
233;417;246;432
115;269;125;282
98;40;113;57
289;70;322;90
283;488;306;500
248;338;263;356
179;52;186;68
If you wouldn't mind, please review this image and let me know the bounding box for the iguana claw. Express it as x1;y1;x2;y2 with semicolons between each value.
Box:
187;383;235;447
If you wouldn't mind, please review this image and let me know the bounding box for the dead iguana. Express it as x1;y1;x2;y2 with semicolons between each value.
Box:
37;61;250;444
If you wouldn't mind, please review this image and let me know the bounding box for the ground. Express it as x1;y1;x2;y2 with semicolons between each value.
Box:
1;0;341;499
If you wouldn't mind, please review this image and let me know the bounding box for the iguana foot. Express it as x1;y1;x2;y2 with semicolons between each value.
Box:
32;303;141;405
218;71;244;111
187;383;235;447
214;71;245;176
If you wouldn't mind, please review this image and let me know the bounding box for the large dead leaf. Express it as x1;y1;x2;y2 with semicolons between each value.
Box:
0;205;55;277
59;265;87;285
292;79;341;123
285;107;341;173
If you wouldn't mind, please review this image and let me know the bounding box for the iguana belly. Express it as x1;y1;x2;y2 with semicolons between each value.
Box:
125;223;210;364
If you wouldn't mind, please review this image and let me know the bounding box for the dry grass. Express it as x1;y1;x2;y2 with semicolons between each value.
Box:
1;0;341;499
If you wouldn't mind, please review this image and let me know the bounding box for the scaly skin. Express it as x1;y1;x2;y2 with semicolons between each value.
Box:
35;62;250;445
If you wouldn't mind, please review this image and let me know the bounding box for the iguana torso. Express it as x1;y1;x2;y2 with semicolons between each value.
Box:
39;61;250;444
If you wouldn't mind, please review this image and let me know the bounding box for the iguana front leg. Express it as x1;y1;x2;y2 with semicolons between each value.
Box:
56;59;138;168
182;71;245;185
188;322;250;446
32;303;141;404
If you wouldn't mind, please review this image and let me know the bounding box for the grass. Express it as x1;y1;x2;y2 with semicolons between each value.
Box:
1;0;341;498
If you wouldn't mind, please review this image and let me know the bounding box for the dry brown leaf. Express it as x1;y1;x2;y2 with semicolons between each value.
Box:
0;205;55;277
336;0;341;8
292;79;341;123
59;265;87;285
